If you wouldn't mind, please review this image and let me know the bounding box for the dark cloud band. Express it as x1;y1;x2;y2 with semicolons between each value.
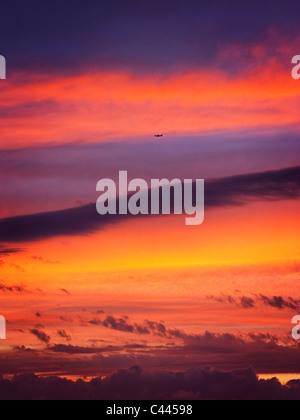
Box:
0;166;299;243
0;365;300;400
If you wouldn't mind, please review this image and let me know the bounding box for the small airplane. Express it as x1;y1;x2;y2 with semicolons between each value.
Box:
154;134;164;138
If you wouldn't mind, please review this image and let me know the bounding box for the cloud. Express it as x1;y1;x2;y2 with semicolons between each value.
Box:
60;289;71;295
29;329;51;344
48;344;119;354
89;315;180;339
0;246;24;256
0;327;300;378
208;294;300;312
0;284;28;293
0;166;299;243
82;313;300;375
48;343;148;355
56;330;72;342
145;320;169;337
13;346;36;353
259;295;300;312
101;316;135;333
240;297;256;309
1;366;300;400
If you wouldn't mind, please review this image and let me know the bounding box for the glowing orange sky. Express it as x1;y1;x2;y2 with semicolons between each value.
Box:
1;197;299;361
1;199;299;277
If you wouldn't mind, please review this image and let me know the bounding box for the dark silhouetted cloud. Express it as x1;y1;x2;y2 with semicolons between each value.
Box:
13;346;36;353
1;328;300;378
1;366;300;400
89;315;179;338
208;294;300;312
48;344;120;354
60;289;71;295
101;316;135;333
56;330;72;342
259;295;300;312
29;329;50;344
0;284;28;293
48;343;148;355
0;246;24;256
0;166;299;244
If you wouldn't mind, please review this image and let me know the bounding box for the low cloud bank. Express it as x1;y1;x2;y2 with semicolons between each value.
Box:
1;366;300;400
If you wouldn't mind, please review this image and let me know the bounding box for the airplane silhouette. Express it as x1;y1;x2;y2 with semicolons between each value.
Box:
154;134;163;138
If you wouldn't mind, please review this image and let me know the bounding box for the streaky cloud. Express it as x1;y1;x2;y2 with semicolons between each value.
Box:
0;166;299;243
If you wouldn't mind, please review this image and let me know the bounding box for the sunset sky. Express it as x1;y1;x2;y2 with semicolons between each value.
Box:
0;0;300;399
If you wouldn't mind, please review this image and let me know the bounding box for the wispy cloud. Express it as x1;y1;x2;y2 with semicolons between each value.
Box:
89;315;181;339
29;329;51;344
208;294;300;312
56;330;72;342
0;284;29;293
0;246;24;256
